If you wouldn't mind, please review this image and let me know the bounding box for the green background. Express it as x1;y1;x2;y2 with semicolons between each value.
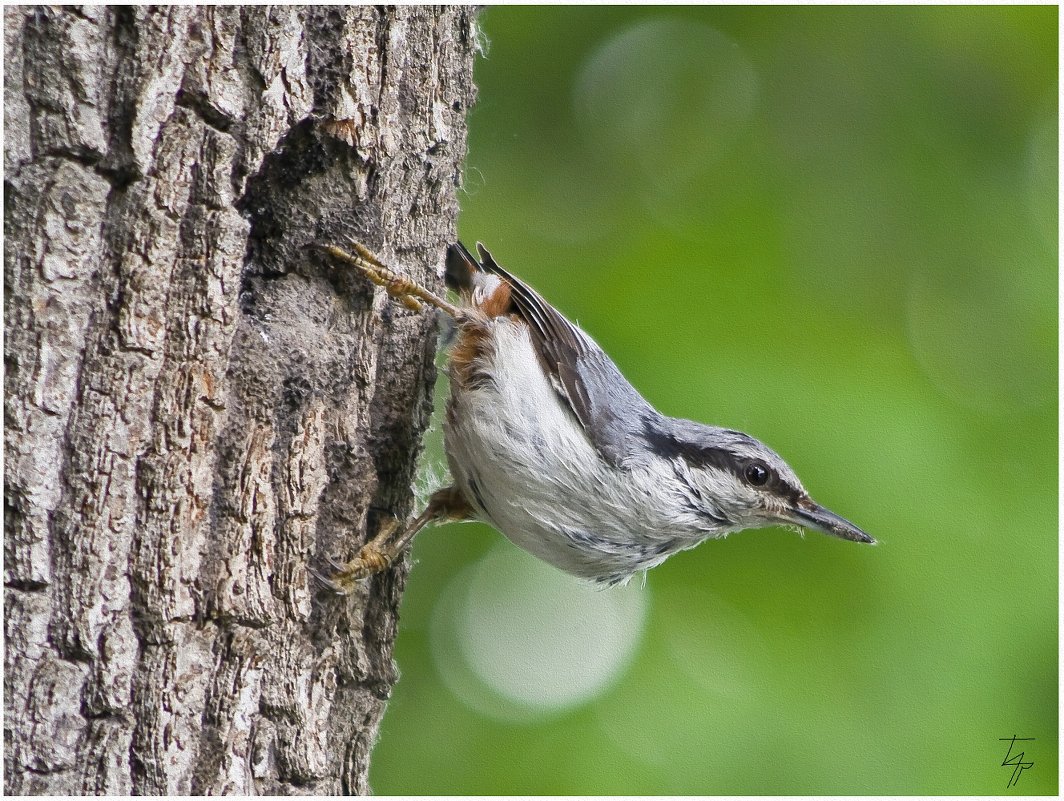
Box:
372;6;1058;794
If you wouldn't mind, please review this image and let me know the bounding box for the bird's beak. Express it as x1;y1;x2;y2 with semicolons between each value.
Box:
785;499;875;544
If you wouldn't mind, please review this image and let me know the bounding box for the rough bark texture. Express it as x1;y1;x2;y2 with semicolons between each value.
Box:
4;6;477;794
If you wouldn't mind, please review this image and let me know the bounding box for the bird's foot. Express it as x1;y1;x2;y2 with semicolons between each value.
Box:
321;241;461;318
314;518;402;595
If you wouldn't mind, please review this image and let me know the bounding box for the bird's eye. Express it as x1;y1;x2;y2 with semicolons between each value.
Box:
744;462;770;486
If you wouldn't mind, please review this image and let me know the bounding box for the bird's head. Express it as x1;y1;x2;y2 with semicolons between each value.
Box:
644;417;874;544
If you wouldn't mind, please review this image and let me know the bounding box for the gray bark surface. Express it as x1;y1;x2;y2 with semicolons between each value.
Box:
4;6;477;793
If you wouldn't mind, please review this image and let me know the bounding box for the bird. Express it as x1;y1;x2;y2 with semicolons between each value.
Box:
318;241;873;591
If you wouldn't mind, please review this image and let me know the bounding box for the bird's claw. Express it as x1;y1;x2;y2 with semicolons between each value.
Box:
309;565;354;596
313;519;402;595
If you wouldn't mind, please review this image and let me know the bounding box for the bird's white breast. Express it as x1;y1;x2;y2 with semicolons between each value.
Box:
444;317;714;584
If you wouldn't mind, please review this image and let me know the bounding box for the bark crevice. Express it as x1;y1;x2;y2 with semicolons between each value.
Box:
5;6;477;794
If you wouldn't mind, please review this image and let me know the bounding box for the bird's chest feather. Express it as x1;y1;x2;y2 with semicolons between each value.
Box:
443;318;708;582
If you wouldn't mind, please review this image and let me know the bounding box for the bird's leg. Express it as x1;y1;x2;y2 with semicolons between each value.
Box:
316;486;473;595
322;242;462;319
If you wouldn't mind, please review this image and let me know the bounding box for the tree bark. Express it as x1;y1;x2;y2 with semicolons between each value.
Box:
4;6;477;794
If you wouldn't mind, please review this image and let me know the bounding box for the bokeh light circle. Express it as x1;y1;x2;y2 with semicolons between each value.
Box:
905;265;1053;415
1024;109;1056;247
430;542;649;723
573;18;758;188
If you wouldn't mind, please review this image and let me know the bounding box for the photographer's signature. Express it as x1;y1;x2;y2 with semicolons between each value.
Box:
998;736;1034;788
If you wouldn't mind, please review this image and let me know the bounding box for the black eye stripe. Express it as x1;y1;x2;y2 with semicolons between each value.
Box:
643;424;741;474
642;421;801;501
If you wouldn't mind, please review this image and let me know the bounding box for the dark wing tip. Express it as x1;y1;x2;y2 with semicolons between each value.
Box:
475;241;501;271
445;241;479;292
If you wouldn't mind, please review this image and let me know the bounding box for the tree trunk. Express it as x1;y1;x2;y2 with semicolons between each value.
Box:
4;6;477;794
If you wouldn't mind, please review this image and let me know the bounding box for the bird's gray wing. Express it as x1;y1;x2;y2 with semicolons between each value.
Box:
470;242;653;468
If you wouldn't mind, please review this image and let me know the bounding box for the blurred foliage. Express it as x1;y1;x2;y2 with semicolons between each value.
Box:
371;6;1057;794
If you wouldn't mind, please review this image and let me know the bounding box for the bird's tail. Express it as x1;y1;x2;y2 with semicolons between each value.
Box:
445;241;514;308
444;241;481;293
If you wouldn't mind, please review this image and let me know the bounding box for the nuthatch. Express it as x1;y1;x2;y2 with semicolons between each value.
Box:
320;241;873;591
